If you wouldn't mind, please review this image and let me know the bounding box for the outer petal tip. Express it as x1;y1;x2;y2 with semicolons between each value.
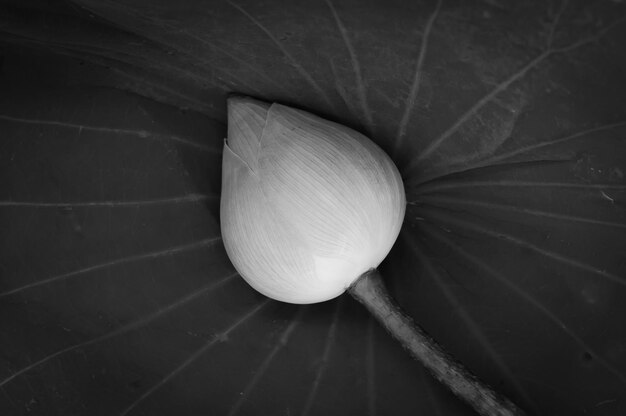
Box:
227;95;271;170
227;95;270;123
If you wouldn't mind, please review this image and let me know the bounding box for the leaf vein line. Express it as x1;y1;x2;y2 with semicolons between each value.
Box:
0;114;219;153
228;309;305;416
481;120;626;165
407;12;626;172
325;0;373;130
0;272;237;388
300;300;342;416
394;0;442;152
73;0;266;96
119;299;270;416
420;224;626;386
422;210;626;288
0;237;222;298
227;0;335;110
0;193;214;208
411;50;549;167
412;181;626;195
414;196;626;229
409;234;535;408
366;317;376;416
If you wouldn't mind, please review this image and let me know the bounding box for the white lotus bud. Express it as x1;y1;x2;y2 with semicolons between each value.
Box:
220;96;405;304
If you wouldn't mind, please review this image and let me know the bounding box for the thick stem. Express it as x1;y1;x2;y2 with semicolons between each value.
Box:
348;269;526;416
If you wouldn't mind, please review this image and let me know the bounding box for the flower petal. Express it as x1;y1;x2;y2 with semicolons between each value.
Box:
257;104;405;288
221;142;346;303
226;96;269;172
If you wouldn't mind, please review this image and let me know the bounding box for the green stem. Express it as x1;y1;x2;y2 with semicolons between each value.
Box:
348;269;526;416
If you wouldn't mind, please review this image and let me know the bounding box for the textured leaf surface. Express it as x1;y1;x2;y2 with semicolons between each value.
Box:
1;0;625;415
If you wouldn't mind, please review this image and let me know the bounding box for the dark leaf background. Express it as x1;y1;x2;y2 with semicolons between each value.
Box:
1;0;625;415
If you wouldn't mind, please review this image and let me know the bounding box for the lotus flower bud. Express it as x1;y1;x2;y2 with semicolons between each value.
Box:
220;96;405;304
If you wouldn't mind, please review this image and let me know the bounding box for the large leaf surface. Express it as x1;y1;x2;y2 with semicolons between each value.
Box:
1;0;625;414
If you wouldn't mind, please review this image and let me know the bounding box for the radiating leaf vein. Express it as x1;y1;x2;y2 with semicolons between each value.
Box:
414;196;626;229
394;0;441;154
325;0;373;131
0;114;219;153
300;300;342;416
405;8;626;173
366;317;376;416
419;223;626;386
72;0;267;96
0;193;214;208
227;0;335;110
0;272;237;388
479;120;626;166
412;180;626;195
407;159;572;188
228;308;305;416
420;209;626;288
119;299;270;416
0;237;222;298
99;0;288;94
407;231;536;409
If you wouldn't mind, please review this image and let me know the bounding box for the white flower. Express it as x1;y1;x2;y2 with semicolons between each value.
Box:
221;96;405;304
